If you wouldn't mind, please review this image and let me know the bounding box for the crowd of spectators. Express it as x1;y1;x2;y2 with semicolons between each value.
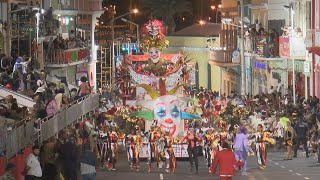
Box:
0;55;90;127
52;32;87;51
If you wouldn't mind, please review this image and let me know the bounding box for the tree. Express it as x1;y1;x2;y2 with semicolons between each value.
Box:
140;0;193;34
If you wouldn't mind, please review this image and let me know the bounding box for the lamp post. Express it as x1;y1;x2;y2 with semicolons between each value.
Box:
210;4;221;23
121;18;140;52
240;0;246;97
111;9;138;89
284;5;296;104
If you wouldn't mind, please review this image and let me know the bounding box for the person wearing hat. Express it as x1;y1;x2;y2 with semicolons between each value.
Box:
1;163;15;180
24;145;42;180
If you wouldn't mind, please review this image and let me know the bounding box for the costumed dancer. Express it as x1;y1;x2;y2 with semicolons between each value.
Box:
180;125;202;174
218;123;229;151
147;125;162;172
125;126;142;171
98;121;110;169
207;128;219;173
162;130;177;173
255;124;275;170
284;120;295;160
107;122;119;170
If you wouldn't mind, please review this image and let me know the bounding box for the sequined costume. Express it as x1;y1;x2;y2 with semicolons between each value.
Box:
162;134;177;173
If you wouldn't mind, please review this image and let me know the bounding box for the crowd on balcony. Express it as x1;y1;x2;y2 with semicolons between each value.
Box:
0;55;92;128
244;21;280;58
244;20;305;58
52;32;87;51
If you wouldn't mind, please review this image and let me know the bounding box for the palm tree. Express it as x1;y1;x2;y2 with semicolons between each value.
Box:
140;0;193;34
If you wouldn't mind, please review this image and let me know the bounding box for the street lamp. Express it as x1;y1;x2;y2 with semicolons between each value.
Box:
284;5;296;105
111;8;139;88
121;18;140;52
111;8;139;43
199;20;206;25
210;4;221;23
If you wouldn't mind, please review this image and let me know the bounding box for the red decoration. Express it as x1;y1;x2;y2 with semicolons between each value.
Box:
159;78;166;96
141;20;166;38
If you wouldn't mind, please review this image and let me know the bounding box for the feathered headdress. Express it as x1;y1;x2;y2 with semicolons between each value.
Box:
140;20;169;52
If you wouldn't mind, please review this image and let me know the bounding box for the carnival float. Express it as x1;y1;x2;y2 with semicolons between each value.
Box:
98;20;259;159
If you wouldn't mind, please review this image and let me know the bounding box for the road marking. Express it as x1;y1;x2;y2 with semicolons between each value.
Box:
160;173;163;180
280;166;285;168
304;177;310;180
289;170;293;172
296;173;302;176
275;163;279;165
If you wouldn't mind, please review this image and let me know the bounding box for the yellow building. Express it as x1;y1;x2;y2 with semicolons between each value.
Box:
163;23;221;92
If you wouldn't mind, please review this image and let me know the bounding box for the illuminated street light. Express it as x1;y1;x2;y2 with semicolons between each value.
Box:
121;18;140;51
199;20;206;25
210;4;222;23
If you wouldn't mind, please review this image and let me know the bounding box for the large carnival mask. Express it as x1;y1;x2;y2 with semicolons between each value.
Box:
154;95;181;137
149;47;161;64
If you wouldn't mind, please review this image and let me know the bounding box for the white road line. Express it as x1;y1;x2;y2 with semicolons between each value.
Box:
296;173;302;176
289;170;293;172
275;163;279;165
160;173;163;180
280;166;285;168
304;177;310;180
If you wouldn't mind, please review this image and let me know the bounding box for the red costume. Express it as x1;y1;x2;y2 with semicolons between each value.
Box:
211;149;244;180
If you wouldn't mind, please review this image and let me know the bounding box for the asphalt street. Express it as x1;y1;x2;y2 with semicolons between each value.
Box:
95;150;320;180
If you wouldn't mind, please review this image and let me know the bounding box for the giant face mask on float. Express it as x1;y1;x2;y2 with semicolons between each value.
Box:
149;47;161;64
153;95;181;137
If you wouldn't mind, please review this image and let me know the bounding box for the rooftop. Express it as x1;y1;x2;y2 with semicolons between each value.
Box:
172;23;221;37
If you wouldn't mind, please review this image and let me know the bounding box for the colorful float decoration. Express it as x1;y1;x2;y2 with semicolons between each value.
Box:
114;20;200;158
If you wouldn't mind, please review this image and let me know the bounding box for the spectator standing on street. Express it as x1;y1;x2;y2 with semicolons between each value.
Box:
24;145;42;180
211;142;244;180
293;114;309;158
79;144;97;180
61;134;77;180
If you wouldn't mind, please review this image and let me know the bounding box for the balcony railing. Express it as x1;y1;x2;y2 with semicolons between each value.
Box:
305;29;320;48
209;50;233;63
46;47;89;65
51;0;102;11
1;94;99;159
244;34;280;58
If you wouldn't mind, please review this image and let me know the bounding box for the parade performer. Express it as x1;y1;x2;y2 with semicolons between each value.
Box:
107;122;119;170
147;125;162;172
211;142;244;180
284;120;295;160
255;124;275;170
218;123;229;150
125;126;142;171
98;121;110;168
233;126;249;175
162;130;177;173
204;128;219;172
180;126;202;174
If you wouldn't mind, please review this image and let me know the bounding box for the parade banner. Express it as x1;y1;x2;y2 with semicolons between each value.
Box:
138;143;189;158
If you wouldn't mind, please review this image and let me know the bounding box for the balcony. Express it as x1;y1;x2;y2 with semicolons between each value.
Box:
209;49;239;67
305;29;320;55
46;47;89;67
50;0;102;11
1;94;99;159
